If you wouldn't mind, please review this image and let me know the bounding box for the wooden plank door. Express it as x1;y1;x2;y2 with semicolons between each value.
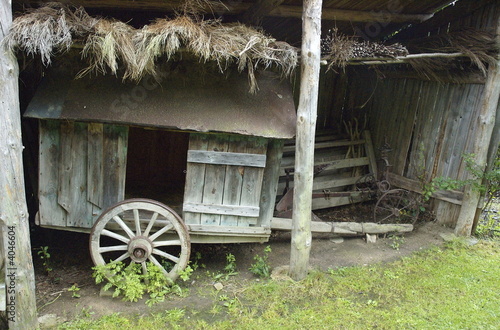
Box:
183;134;268;228
38;120;128;230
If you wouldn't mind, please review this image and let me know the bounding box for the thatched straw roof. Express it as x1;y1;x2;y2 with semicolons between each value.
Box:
5;2;298;93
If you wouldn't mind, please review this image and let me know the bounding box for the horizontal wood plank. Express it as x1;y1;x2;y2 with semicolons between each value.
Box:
188;224;269;235
387;173;463;205
271;218;414;234
183;202;260;217
278;175;363;192
280;157;369;176
311;192;371;210
283;139;365;153
187;150;266;167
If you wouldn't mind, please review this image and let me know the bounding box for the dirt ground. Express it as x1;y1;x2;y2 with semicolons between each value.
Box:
32;208;455;327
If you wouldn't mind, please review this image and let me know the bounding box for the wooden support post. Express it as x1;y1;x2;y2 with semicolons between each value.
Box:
455;21;500;236
0;1;38;327
290;0;322;281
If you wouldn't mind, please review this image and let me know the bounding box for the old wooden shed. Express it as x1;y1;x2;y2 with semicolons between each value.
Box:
1;0;499;325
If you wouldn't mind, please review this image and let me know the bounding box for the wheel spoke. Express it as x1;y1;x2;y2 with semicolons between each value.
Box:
143;212;159;237
148;255;169;275
133;209;142;236
141;261;148;277
112;215;136;238
98;245;128;253
149;223;174;241
152;248;180;263
115;252;130;262
379;213;395;223
153;240;181;247
101;229;130;244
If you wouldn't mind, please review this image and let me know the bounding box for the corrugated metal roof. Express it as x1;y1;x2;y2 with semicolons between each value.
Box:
25;70;297;139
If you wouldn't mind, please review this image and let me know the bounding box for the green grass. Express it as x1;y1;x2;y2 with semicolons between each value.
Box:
59;239;500;329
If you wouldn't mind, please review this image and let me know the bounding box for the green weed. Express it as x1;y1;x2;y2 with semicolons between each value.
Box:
92;261;187;306
249;245;272;278
67;284;81;298
212;253;238;281
37;246;52;274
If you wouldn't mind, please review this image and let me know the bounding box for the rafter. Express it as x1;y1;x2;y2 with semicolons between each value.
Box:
269;6;434;23
15;0;435;23
239;0;285;26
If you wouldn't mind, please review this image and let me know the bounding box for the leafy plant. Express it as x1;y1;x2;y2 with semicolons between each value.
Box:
37;246;53;274
92;261;187;305
190;251;205;271
387;235;405;250
224;253;237;274
249;245;272;278
213;253;238;281
68;284;81;298
178;265;194;282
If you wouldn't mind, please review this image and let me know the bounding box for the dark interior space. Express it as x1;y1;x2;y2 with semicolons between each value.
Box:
125;127;189;212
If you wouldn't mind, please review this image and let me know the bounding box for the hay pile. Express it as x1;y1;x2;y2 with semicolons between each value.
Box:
5;2;297;93
321;28;408;71
406;29;499;79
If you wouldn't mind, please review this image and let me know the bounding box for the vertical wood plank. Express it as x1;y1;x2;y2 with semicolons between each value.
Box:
87;123;104;208
221;136;246;226
259;139;284;228
58;122;91;228
38;120;66;227
183;134;209;225
238;137;267;226
200;135;229;225
362;130;378;178
101;124;128;221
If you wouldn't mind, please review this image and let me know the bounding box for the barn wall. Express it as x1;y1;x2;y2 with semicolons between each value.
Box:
346;1;500;227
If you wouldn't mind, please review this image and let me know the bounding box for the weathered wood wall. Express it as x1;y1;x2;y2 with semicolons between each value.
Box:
339;2;500;227
182;133;269;228
38;120;128;229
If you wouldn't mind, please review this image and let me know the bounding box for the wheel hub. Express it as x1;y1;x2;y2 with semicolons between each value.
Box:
128;236;153;263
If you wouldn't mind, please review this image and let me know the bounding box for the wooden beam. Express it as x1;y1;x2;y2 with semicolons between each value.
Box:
344;52;465;66
269;5;433;23
290;0;322;281
387;173;463;205
239;0;284;26
16;0;434;23
272;218;414;235
0;0;38;327
376;70;487;84
455;20;500;236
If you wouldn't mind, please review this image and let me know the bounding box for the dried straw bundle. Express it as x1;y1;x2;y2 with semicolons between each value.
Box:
7;2;298;93
408;29;499;75
79;20;138;80
322;28;408;71
133;16;212;80
5;2;97;65
135;16;298;92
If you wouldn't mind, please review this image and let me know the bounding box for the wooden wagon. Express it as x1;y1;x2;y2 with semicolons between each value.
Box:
25;66;298;281
25;65;414;281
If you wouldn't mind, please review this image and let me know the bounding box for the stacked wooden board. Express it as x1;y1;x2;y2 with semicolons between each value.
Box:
276;130;378;211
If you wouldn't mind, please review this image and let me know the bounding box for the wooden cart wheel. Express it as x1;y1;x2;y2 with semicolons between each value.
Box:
373;189;420;224
90;198;190;282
